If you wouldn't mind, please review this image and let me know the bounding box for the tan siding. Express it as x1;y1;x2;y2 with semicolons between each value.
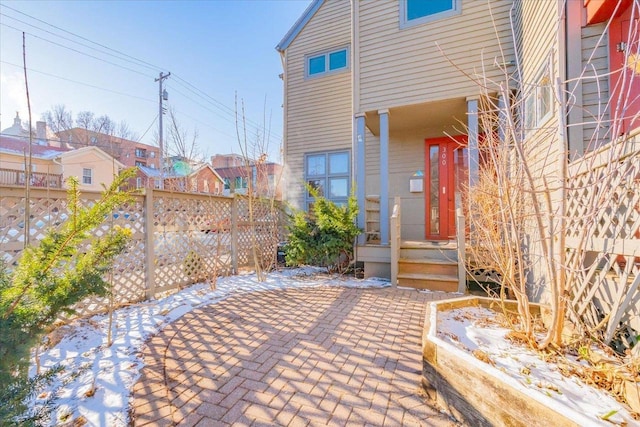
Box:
358;0;515;111
283;0;352;209
516;0;558;82
581;23;610;150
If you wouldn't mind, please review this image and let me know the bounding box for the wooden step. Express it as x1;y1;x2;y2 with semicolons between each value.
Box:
400;247;458;262
401;240;456;250
398;258;458;276
397;272;459;292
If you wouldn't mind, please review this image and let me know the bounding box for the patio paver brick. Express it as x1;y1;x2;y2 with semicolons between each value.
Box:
131;285;460;426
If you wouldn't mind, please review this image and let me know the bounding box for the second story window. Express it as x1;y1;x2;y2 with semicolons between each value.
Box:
135;148;146;158
401;0;460;28
82;168;92;185
306;47;349;78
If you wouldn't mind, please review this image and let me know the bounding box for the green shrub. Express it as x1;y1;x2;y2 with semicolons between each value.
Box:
285;190;361;273
0;169;136;425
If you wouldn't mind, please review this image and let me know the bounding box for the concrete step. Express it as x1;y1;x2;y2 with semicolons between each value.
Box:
398;258;458;276
396;272;459;292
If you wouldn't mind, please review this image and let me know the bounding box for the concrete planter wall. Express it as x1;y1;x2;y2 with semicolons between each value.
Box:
421;296;597;427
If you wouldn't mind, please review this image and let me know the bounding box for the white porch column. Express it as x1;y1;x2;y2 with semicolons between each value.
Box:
355;113;366;245
466;97;479;188
379;109;390;246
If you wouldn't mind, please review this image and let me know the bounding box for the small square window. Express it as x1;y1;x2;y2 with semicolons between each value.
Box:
307;155;326;176
307;179;325;197
401;0;459;28
329;178;348;199
407;0;453;20
329;50;347;70
309;55;326;75
329;152;349;174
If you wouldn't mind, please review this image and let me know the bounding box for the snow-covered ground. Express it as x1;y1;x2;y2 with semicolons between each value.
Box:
28;270;637;426
437;306;638;426
29;267;391;426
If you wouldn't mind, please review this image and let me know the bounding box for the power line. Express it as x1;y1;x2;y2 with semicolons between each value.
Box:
0;3;163;72
0;22;154;78
0;60;156;104
0;5;283;147
139;114;158;141
0;11;159;74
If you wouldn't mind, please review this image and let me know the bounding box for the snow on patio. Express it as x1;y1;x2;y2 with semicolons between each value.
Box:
29;268;391;426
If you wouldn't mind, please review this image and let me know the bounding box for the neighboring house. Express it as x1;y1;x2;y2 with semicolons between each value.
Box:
56;128;160;169
165;163;224;195
57;146;124;191
277;0;639;288
212;154;283;199
0;135;123;190
211;153;246;168
135;163;224;195
0;134;67;188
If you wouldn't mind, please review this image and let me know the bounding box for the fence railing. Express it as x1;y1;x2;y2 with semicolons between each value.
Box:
0;186;283;319
0;168;63;188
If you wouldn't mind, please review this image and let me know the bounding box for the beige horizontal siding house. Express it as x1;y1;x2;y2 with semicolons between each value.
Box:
277;0;639;338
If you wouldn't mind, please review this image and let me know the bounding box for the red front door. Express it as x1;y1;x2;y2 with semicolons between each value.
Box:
609;5;640;134
425;136;467;240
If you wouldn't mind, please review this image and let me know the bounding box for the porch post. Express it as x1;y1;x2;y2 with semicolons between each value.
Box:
355;113;367;245
378;109;390;246
498;93;507;143
466;97;479;188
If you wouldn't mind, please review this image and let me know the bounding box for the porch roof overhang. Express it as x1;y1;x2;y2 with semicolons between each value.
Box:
363;97;468;138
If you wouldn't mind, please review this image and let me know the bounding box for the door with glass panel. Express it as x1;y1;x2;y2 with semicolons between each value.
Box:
425;137;467;240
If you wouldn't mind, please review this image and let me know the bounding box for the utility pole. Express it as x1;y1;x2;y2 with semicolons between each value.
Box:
155;71;170;189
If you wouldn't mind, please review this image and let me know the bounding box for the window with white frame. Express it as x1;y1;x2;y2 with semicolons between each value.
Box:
82;168;92;185
136;177;142;189
400;0;460;28
524;63;553;132
305;151;350;210
306;47;349;78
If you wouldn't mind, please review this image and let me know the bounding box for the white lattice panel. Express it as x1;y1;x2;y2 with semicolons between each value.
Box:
565;138;639;348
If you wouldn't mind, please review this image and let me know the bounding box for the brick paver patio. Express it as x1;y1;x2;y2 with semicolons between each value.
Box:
131;285;459;426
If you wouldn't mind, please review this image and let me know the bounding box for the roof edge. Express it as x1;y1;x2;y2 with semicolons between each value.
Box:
276;0;324;52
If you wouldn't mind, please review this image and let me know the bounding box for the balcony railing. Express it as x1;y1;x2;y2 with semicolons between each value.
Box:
0;168;63;188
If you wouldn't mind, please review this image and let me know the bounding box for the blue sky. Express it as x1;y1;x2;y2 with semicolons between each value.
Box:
0;0;311;162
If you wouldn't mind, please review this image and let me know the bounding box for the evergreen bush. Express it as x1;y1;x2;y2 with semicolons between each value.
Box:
285;189;360;273
0;169;136;425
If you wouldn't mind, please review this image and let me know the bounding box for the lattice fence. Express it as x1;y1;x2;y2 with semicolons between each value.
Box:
565;135;640;349
0;186;283;319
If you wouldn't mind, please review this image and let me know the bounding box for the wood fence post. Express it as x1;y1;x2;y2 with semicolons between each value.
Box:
231;195;238;274
145;188;156;299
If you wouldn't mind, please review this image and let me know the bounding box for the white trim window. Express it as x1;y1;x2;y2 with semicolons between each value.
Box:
305;150;350;210
400;0;461;28
524;62;553;132
306;46;349;78
82;168;92;185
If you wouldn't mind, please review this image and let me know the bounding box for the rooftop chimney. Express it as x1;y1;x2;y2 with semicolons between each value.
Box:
36;121;47;145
